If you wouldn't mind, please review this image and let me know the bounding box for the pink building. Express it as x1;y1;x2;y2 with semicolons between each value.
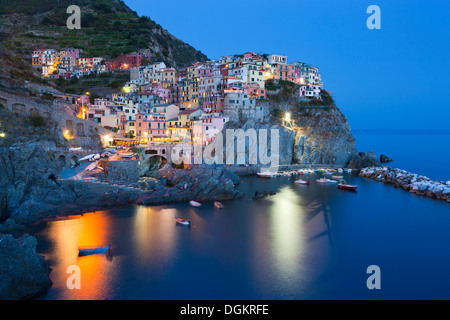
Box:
136;112;170;143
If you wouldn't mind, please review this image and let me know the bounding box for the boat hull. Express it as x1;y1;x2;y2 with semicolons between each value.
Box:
189;201;202;207
175;217;191;225
338;184;358;191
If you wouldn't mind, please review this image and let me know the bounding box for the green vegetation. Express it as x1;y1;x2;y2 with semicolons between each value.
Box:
28;115;45;127
1;0;208;88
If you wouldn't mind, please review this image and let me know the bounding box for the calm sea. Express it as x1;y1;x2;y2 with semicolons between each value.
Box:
32;131;450;299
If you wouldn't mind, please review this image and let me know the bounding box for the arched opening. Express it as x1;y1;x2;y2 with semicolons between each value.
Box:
58;155;66;167
70;155;78;165
12;103;26;115
148;155;167;170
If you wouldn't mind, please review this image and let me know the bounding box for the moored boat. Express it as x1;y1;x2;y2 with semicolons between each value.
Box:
189;200;202;207
257;172;276;178
214;201;224;209
175;217;191;225
331;175;344;180
119;152;134;158
316;178;338;184
337;180;358;191
294;179;310;185
78;244;111;256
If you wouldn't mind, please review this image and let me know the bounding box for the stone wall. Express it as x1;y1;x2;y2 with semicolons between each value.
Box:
103;159;140;183
0;90;119;149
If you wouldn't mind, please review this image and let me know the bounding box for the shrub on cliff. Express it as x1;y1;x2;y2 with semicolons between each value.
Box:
28;116;45;127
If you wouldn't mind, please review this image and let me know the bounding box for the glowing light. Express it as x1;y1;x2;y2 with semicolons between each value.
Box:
285;112;291;122
63;130;75;140
0;133;5;138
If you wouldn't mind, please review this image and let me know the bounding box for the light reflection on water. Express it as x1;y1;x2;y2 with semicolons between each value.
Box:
268;186;305;284
33;174;450;299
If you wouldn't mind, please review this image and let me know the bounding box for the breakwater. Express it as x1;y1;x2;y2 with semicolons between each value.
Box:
360;166;450;203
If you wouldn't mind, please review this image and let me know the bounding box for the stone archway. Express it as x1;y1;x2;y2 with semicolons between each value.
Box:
58;155;66;167
12;103;26;115
148;155;168;169
70;155;78;165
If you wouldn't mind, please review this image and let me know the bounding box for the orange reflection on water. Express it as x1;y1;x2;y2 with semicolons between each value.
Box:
133;206;178;268
48;211;113;300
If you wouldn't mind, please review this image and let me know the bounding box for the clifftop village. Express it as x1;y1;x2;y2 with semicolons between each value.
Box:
31;49;324;147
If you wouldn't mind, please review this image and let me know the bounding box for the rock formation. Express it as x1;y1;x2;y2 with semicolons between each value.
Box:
0;234;52;300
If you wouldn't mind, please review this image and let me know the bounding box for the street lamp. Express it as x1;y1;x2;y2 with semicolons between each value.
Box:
284;112;291;122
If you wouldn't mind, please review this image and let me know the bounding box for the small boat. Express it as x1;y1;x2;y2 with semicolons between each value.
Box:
331;175;344;180
189;200;202;207
294;179;310;185
78;244;111;256
175;216;191;225
214;201;224;209
257;172;276;178
316;178;338;184
337;180;358;191
85;163;97;171
119;152;134;158
79;154;96;162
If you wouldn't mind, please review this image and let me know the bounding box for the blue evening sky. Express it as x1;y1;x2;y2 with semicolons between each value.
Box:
124;0;450;130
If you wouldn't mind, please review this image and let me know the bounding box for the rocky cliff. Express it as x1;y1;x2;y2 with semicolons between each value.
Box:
224;99;378;170
0;234;52;300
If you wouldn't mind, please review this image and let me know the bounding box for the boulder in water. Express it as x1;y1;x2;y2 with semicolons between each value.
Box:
380;154;393;163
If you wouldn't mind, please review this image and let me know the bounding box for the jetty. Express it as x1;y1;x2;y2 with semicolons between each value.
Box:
360;167;450;203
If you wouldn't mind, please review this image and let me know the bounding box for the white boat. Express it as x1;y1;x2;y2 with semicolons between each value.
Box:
316;178;338;184
79;154;96;162
119;152;134;158
257;172;276;179
331;175;344;180
189;200;202;207
85;163;97;171
294;179;310;185
175;217;191;225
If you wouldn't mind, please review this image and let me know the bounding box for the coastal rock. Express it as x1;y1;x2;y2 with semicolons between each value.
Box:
224;103;360;169
139;164;243;204
380;154;393;163
360;166;450;203
359;152;381;168
252;190;269;200
9;201;57;225
0;234;52;300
